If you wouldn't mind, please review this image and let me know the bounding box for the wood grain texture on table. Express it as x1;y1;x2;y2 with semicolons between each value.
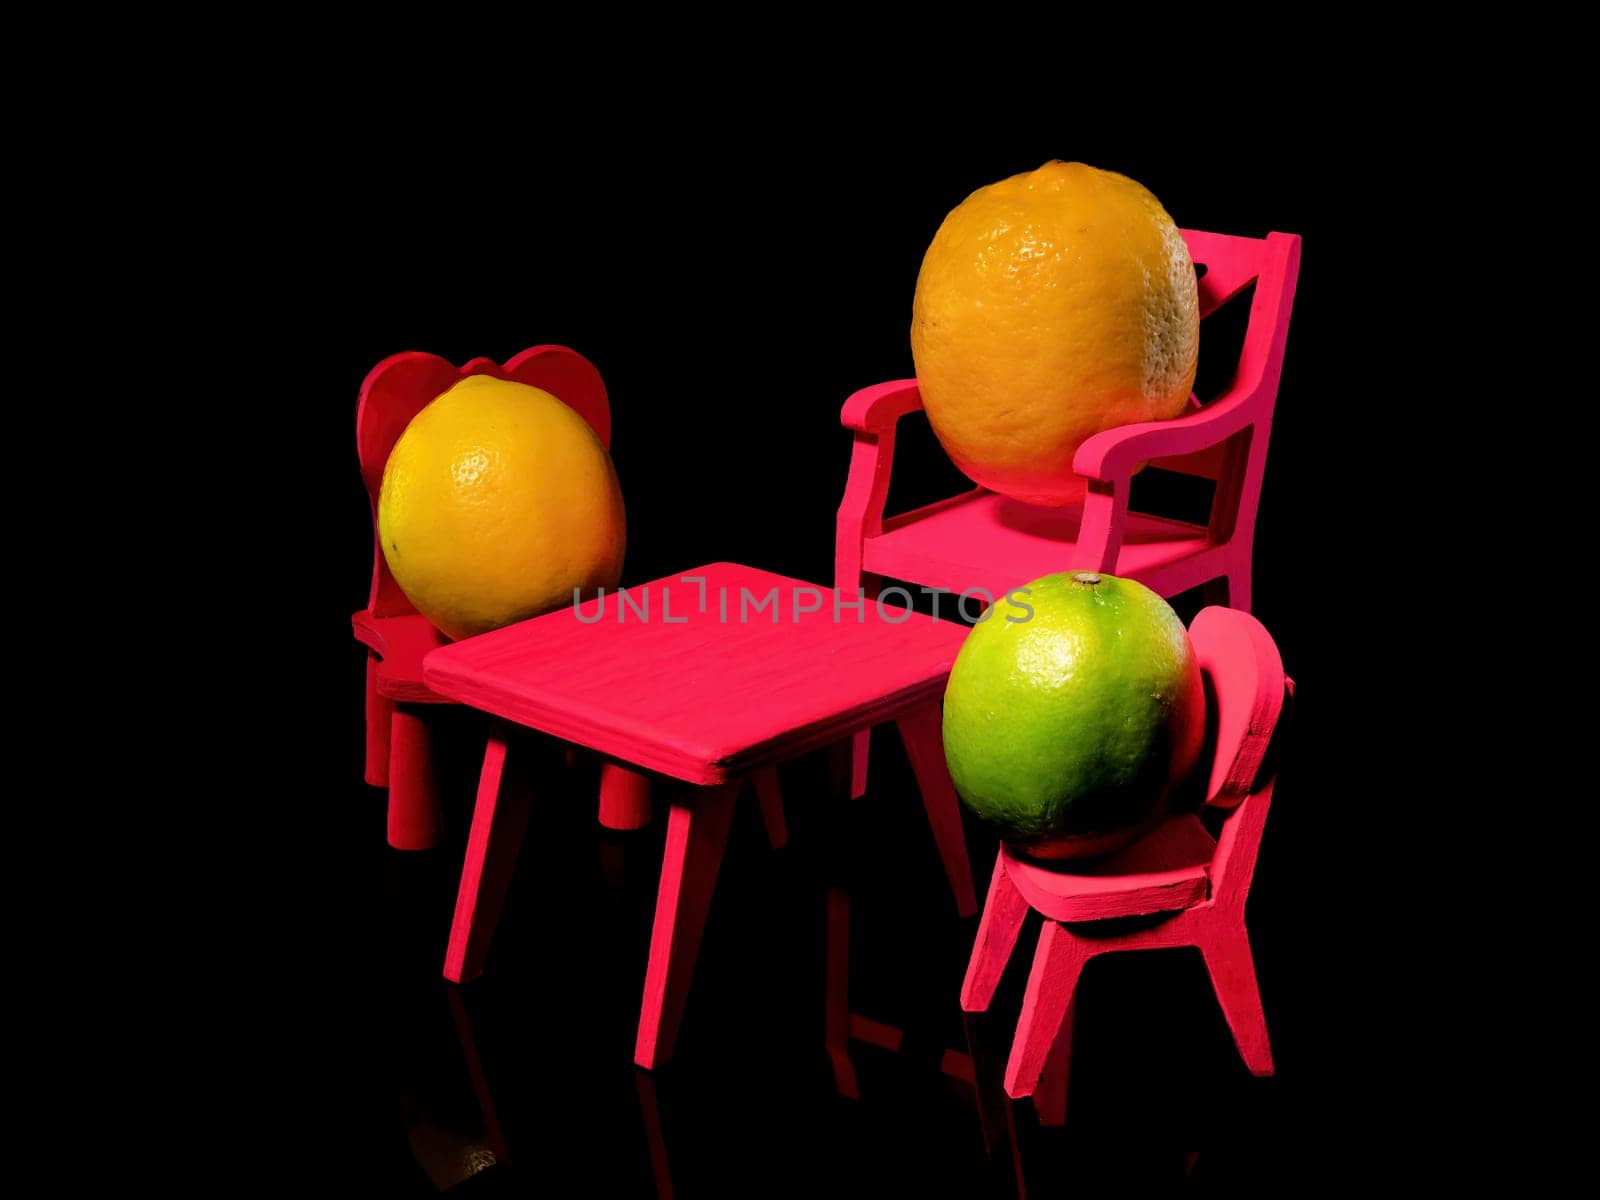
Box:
423;563;972;784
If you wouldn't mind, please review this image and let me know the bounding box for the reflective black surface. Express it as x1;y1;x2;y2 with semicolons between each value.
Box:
324;706;1321;1195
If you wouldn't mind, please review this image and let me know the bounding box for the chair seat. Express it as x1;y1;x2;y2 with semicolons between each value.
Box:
1002;814;1217;923
352;611;452;704
863;490;1217;599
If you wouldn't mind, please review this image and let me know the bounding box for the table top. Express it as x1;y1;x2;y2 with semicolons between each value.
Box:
423;562;971;784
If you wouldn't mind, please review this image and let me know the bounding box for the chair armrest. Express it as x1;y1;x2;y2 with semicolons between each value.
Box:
841;379;923;434
836;380;924;578
1072;382;1263;484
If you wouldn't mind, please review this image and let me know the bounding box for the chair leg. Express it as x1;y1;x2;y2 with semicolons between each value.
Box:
1004;921;1091;1099
1203;565;1252;612
387;703;440;850
1198;926;1274;1076
960;857;1031;1011
444;732;534;983
635;782;740;1069
824;886;858;1099
1032;996;1077;1126
896;702;978;917
598;762;653;830
364;655;392;787
752;766;788;850
828;729;871;800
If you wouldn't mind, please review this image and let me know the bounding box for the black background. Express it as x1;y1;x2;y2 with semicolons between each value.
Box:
217;115;1420;1192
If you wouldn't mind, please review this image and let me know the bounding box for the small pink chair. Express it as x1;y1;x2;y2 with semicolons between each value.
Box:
353;345;652;848
831;229;1301;797
960;605;1291;1125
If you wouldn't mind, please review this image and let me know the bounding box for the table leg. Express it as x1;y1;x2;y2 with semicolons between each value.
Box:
896;702;978;916
634;781;740;1069
444;728;534;983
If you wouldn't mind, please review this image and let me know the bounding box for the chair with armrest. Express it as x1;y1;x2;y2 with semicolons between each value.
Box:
831;228;1301;797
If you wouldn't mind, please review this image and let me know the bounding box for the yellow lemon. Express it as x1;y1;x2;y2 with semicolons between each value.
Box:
911;161;1199;506
377;375;626;639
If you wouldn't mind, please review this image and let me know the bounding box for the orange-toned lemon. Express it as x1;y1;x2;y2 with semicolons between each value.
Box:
911;162;1198;506
377;376;625;639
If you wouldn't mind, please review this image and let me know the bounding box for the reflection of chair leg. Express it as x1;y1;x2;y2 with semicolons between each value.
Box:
635;783;740;1069
1199;927;1273;1076
828;729;871;800
1032;996;1076;1126
444;731;534;983
634;1070;674;1199
896;702;977;916
364;655;392;787
388;703;440;850
961;857;1031;1011
752;767;787;850
446;985;512;1167
961;1010;1028;1199
1004;922;1090;1099
824;886;858;1099
599;763;653;831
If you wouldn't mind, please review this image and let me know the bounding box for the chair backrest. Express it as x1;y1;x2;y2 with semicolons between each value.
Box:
355;345;611;617
1149;230;1301;547
1188;605;1290;907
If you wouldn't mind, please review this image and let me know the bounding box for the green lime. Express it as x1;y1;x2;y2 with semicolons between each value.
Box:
942;572;1205;860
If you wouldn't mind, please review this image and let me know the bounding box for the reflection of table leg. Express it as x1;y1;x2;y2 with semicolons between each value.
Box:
634;1070;674;1199
446;985;512;1167
823;886;859;1099
634;782;740;1069
444;728;534;983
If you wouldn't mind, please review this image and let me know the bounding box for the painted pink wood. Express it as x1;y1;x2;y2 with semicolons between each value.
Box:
363;655;391;787
953;607;1290;1118
834;229;1300;783
1003;814;1216;923
752;766;788;850
866;491;1217;602
443;730;534;983
387;704;441;850
634;782;740;1069
598;763;653;831
896;702;979;916
1032;1001;1076;1127
425;562;978;1070
352;345;614;850
423;563;971;786
352;611;453;704
959;855;1034;1012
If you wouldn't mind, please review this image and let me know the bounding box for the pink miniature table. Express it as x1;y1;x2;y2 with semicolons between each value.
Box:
423;562;977;1069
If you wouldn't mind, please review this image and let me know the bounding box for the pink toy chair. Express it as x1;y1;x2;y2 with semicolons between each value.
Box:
960;605;1291;1124
831;229;1301;797
352;345;652;848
